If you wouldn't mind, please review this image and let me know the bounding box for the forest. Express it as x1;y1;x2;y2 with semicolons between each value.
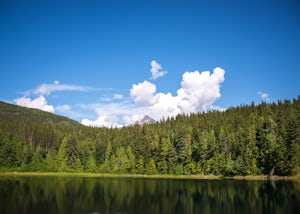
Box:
0;97;299;176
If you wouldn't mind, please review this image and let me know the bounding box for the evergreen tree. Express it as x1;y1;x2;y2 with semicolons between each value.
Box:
86;154;97;173
136;156;145;174
145;158;157;174
30;146;45;171
1;97;299;176
57;137;68;172
0;133;22;169
125;146;135;173
244;125;259;175
44;150;58;172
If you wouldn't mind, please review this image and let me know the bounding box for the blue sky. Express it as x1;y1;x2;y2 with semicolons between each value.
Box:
1;0;300;127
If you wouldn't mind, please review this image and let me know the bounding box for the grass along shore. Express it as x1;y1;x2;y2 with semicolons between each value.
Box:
0;172;299;180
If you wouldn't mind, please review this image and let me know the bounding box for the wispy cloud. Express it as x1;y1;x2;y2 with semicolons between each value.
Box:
14;80;115;114
80;101;147;127
55;104;91;121
114;93;123;99
55;104;71;111
258;91;269;101
33;81;101;95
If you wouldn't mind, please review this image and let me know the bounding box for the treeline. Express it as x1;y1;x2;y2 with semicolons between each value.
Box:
0;97;299;176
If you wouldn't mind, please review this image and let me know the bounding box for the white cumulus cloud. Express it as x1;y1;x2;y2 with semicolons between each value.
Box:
129;67;225;121
177;67;225;113
80;62;225;128
148;92;181;120
130;80;156;105
150;60;167;80
14;95;55;113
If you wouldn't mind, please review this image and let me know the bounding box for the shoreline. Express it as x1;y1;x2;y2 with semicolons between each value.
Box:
0;172;299;180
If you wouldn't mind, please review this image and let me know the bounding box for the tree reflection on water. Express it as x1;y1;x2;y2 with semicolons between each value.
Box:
0;177;299;214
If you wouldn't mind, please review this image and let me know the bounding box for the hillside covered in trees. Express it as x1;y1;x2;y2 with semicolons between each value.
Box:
0;97;299;176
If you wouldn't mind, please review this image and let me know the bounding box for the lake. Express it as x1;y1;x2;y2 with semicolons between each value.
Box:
0;176;299;214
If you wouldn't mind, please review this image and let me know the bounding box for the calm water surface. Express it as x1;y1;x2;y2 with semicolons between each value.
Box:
0;176;299;214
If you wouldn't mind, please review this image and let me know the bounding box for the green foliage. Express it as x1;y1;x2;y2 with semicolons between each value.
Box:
86;155;97;173
30;146;46;171
44;150;58;172
57;137;69;172
0;97;300;176
0;132;22;169
145;158;158;175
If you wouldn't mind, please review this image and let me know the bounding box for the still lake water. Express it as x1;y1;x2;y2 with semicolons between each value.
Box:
0;176;299;214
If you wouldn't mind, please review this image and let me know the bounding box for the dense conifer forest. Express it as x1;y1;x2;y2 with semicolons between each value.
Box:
0;97;299;176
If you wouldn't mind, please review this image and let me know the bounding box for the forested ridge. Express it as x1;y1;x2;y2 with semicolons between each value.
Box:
0;97;299;176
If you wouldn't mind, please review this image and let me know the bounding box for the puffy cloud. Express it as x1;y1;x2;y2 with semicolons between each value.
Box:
150;60;167;80
177;67;225;113
14;95;55;113
130;67;225;121
258;91;269;100
130;80;156;105
148;92;181;120
81;63;225;127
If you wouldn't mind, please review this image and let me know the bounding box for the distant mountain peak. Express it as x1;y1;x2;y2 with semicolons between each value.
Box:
134;115;156;125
